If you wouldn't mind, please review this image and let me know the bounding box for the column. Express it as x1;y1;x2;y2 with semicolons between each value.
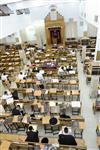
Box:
95;7;100;62
83;20;88;37
95;22;100;62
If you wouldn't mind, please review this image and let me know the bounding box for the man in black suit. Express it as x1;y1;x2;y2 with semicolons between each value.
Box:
12;90;19;100
12;105;25;116
12;105;21;115
58;127;77;145
25;126;39;143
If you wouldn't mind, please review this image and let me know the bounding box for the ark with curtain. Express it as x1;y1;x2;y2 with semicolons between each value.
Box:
44;5;65;49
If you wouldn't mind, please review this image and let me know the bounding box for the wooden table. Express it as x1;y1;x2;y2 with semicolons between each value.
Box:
97;136;100;148
0;141;11;150
0;112;12;118
64;90;71;95
71;90;80;96
42;116;60;125
49;88;57;94
79;121;85;130
0;133;87;150
34;90;42;97
31;99;44;113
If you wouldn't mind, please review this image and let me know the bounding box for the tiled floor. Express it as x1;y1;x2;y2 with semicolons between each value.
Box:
77;52;99;150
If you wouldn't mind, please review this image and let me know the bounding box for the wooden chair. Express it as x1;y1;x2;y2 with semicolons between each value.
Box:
74;128;83;139
51;124;60;135
4;118;18;133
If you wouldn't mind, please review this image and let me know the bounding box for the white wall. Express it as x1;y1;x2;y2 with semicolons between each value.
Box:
0;2;81;40
79;0;99;28
19;21;45;46
0;14;32;39
65;21;78;38
79;0;100;61
87;23;97;37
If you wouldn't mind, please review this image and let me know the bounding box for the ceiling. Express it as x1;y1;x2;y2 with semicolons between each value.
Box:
0;0;86;16
0;0;86;5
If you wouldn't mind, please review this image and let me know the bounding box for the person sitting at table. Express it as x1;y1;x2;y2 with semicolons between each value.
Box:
63;66;67;71
58;66;64;78
71;50;75;56
69;65;73;71
1;91;14;110
18;72;27;80
1;73;8;82
30;113;35;117
41;137;57;150
2;91;13;103
49;117;58;125
36;70;44;81
25;126;39;142
59;127;72;135
66;65;73;72
12;90;19;100
41;137;49;144
1;73;10;87
60;111;71;119
25;69;31;76
52;58;56;62
58;127;77;145
32;67;39;73
12;105;24;116
2;91;11;100
39;69;45;75
58;66;64;74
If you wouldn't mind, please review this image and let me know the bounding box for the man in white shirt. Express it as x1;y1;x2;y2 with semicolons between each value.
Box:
59;127;72;135
58;66;64;74
18;72;26;80
1;91;14;105
36;71;44;80
39;69;45;75
58;67;64;79
71;50;75;56
1;73;8;81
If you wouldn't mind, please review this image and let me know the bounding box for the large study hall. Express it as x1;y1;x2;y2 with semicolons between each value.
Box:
0;0;100;150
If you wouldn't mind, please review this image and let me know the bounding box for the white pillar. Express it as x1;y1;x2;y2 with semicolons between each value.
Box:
83;21;88;37
82;45;86;62
95;14;100;62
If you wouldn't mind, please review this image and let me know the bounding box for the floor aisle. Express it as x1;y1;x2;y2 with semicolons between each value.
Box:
77;52;99;150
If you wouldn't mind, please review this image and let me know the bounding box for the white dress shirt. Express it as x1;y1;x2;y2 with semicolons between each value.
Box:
18;73;26;80
59;127;72;135
36;72;44;80
58;67;64;74
1;93;14;104
1;74;8;81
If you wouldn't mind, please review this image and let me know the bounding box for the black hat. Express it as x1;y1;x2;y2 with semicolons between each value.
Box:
49;117;57;125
